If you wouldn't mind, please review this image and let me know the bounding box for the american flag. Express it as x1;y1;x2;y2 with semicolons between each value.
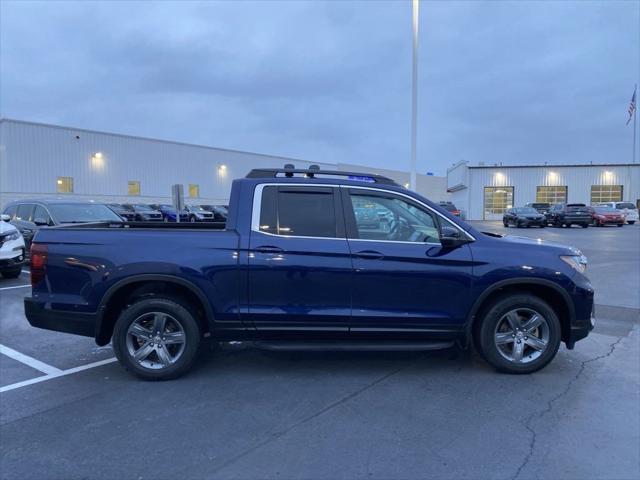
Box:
627;88;637;125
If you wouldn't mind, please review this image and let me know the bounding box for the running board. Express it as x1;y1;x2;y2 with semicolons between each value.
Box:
253;340;455;352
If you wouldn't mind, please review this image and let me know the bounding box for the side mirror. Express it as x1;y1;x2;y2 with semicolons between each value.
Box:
33;217;50;226
440;226;470;248
1;214;10;222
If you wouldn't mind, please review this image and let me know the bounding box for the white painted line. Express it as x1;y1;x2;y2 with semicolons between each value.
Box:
0;344;62;375
0;284;30;291
0;357;117;393
21;269;30;274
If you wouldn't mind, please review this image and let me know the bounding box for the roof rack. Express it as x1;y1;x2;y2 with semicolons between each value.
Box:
246;164;399;185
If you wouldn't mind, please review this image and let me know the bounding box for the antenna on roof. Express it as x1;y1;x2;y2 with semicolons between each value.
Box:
283;164;295;178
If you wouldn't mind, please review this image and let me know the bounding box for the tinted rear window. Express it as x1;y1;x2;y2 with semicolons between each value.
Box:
259;186;337;238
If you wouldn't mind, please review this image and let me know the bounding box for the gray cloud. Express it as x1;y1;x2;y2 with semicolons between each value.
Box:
1;0;638;174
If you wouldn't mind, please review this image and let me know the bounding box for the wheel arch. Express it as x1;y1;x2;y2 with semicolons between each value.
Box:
465;278;575;347
95;274;214;346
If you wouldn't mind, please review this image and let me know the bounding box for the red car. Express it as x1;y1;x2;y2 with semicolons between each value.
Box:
591;206;625;227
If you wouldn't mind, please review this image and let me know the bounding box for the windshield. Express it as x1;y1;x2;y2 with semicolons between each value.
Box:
133;204;156;211
188;205;206;212
530;203;549;208
514;207;538;214
49;204;123;223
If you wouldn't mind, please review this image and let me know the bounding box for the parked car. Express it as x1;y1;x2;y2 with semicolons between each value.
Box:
120;204;164;222
502;207;546;228
199;205;228;221
439;201;461;216
524;202;552;217
24;166;594;380
184;205;215;222
596;202;638;225
0;215;25;278
591;206;625;227
2;199;123;253
149;204;189;222
106;203;137;222
547;203;592;228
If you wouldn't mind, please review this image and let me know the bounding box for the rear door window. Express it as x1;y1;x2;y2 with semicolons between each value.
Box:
33;205;52;225
258;186;340;238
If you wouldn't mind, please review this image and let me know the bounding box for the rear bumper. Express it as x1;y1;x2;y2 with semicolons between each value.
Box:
24;297;96;338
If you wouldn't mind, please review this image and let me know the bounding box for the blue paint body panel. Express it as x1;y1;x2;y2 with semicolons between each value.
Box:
24;176;594;347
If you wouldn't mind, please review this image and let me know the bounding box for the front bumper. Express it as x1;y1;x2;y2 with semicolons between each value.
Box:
0;249;25;272
24;297;96;338
518;218;546;226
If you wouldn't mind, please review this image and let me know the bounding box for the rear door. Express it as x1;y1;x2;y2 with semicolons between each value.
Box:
343;187;474;334
247;184;352;333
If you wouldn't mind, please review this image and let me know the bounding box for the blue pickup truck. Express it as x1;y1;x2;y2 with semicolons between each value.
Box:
24;167;594;380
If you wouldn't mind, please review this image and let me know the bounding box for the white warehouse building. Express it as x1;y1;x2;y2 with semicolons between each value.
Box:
0;118;449;208
447;160;640;220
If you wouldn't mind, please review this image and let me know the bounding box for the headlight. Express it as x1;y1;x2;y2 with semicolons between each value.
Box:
560;254;588;274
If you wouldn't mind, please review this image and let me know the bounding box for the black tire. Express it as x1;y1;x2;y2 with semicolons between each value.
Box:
190;216;196;223
476;294;561;374
503;220;508;227
617;224;623;227
581;223;588;228
555;218;562;227
628;221;635;225
539;224;545;228
112;297;202;380
1;268;22;279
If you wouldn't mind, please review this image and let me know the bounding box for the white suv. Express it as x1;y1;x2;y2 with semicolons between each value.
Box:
596;202;638;225
0;214;26;279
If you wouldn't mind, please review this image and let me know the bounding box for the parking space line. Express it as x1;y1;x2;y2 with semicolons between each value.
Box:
0;344;62;375
0;357;117;393
21;270;30;275
0;285;30;291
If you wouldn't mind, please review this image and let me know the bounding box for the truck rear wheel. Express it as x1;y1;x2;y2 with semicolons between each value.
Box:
476;294;561;374
112;297;202;380
1;268;22;279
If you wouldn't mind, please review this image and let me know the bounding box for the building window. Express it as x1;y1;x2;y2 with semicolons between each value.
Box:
189;184;199;198
128;181;141;196
57;177;73;193
483;186;514;220
536;186;567;204
591;185;622;203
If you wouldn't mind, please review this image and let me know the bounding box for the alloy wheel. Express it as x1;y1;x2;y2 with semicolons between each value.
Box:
494;308;550;364
125;312;186;369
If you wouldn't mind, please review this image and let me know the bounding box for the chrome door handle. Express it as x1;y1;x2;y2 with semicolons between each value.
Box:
255;245;284;254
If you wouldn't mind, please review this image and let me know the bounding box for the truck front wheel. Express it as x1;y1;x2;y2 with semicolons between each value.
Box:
112;297;202;380
476;294;561;374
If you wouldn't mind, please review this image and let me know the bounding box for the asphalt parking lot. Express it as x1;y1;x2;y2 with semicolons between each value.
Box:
1;223;639;480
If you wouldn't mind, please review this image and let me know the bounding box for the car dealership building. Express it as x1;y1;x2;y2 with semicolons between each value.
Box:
447;160;640;220
0;118;448;208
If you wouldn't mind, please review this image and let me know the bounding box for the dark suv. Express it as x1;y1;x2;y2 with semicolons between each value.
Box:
547;203;592;228
2;199;123;252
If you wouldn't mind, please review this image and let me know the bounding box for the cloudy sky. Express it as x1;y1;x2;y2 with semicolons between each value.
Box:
1;0;639;175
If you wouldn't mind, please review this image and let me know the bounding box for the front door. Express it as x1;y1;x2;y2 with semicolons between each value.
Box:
343;187;474;335
247;184;352;333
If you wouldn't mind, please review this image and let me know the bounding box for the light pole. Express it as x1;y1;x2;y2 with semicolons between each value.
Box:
410;0;419;191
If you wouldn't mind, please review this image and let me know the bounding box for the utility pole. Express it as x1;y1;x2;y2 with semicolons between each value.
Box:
410;0;419;190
